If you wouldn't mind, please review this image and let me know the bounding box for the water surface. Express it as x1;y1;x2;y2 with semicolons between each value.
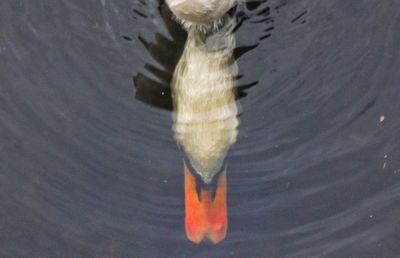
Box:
1;0;400;257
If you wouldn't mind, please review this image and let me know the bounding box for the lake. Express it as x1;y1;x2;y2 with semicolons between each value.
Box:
1;0;400;257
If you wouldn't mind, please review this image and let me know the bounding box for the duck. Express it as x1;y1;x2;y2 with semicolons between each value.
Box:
166;0;239;244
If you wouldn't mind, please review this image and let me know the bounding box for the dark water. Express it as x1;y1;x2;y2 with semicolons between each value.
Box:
1;0;400;257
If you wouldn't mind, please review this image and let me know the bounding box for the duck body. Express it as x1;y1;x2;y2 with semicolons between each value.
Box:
172;17;238;184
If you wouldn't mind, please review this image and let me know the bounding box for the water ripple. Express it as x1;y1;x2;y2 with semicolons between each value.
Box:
1;0;400;257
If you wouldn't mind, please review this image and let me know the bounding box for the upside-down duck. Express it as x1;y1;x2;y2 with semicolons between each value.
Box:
166;0;239;244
